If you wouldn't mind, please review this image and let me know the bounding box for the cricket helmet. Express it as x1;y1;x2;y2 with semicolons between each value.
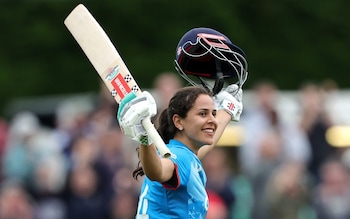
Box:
174;27;248;95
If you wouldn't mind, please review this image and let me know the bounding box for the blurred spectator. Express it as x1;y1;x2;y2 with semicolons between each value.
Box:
68;136;99;169
111;167;141;200
151;71;182;113
94;125;131;199
248;129;285;219
239;80;311;179
107;167;140;219
109;184;138;219
65;165;106;219
2;111;69;219
230;174;254;219
27;128;67;191
202;147;254;219
95;124;129;178
298;82;337;184
262;161;315;219
239;80;311;219
2;111;41;186
52;97;94;157
84;101;117;140
34;197;66;219
0;181;35;219
206;190;229;219
202;147;235;212
67;136;111;200
31;151;67;219
312;159;350;219
320;79;347;125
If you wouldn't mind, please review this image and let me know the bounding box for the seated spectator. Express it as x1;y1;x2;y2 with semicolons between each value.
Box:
312;159;350;219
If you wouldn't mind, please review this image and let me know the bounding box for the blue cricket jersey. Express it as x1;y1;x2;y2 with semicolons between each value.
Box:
135;139;208;219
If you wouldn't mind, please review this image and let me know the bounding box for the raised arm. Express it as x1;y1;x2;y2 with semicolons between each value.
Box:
117;91;174;182
139;144;174;182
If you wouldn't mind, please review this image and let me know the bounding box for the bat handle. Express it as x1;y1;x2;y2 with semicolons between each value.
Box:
142;117;171;158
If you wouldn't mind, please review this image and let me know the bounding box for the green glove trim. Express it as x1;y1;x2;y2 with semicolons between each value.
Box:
117;92;137;120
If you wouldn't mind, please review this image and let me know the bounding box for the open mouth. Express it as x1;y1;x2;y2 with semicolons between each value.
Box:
202;128;215;134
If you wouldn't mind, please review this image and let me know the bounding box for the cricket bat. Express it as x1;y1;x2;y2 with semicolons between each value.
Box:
64;4;171;158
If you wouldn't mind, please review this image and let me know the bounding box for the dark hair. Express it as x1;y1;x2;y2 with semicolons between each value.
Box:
132;86;211;180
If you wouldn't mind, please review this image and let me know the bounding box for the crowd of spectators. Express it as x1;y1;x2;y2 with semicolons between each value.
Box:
0;74;349;219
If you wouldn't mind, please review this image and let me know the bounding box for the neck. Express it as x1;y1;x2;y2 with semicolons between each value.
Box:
173;134;200;154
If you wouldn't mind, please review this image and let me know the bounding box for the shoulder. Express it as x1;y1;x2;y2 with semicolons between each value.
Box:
167;140;199;173
168;140;196;162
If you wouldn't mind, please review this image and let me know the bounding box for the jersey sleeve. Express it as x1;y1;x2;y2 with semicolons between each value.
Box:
162;147;192;190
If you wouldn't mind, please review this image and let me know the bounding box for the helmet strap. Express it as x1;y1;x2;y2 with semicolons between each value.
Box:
197;77;211;94
212;60;225;95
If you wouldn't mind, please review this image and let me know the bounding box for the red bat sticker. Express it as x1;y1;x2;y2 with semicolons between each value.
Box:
111;73;131;99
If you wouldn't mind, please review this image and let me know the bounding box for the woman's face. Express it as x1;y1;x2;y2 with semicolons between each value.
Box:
174;94;218;151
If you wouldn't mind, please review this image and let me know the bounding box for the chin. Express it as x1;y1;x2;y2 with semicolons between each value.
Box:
199;139;214;147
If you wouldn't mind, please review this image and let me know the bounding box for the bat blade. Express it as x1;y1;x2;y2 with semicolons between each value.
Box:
64;4;141;103
64;4;171;158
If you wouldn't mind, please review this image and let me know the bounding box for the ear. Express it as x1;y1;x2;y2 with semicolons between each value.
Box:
172;114;183;131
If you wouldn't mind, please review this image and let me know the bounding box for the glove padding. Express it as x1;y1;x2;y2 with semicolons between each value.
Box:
214;84;243;122
117;91;157;145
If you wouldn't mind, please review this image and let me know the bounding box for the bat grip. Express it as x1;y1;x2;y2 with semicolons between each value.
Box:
142;117;171;158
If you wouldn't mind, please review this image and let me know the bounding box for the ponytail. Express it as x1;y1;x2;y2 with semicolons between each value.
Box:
156;108;177;144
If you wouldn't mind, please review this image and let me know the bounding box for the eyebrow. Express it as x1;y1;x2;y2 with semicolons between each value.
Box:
196;108;216;112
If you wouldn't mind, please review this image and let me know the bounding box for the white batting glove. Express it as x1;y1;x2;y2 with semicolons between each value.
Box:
117;91;157;145
214;84;243;122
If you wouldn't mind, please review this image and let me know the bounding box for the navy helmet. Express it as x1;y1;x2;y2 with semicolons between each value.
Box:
174;27;248;94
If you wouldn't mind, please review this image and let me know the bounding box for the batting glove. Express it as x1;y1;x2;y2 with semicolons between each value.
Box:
117;91;157;145
214;84;243;122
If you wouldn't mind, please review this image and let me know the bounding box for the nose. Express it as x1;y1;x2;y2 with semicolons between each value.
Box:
208;113;218;127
